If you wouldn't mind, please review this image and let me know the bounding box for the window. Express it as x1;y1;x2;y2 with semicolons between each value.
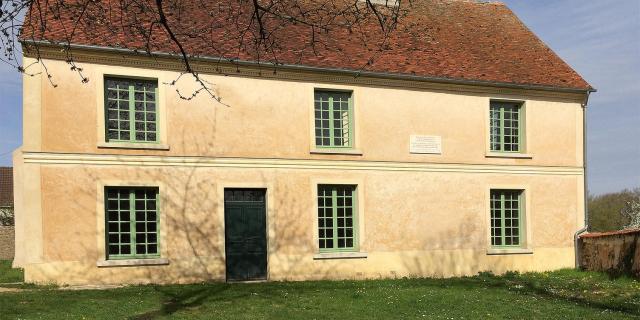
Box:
490;189;524;247
105;77;158;143
105;187;159;259
490;101;523;152
314;90;354;148
317;185;357;251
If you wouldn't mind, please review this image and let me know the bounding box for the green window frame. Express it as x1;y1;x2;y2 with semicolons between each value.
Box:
105;187;160;260
314;90;354;148
490;189;524;248
490;101;523;152
317;185;358;252
105;77;159;143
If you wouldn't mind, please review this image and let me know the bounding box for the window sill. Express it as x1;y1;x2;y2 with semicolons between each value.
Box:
98;142;170;151
486;248;533;255
313;252;368;260
310;149;363;156
97;258;169;267
485;152;533;159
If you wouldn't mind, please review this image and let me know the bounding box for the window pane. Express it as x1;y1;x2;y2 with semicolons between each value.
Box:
108;245;119;255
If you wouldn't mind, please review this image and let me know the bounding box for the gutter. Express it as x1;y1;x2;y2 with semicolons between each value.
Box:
574;89;594;268
21;39;594;95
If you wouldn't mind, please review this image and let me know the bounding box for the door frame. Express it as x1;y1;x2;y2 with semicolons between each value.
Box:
217;182;274;282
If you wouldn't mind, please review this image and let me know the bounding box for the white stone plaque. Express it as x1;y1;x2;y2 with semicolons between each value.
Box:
410;135;442;154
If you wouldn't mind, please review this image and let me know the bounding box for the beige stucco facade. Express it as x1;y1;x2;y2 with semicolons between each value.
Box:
14;49;587;285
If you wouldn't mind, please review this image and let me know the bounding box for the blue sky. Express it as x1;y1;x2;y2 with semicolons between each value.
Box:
502;0;640;194
0;1;638;195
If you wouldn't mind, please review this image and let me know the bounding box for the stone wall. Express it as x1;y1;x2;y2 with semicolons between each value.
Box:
0;226;15;260
580;229;640;278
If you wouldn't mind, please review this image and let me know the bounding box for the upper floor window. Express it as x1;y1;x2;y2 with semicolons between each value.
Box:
317;184;358;252
105;77;158;143
105;187;160;259
490;189;524;248
314;90;354;148
489;101;523;152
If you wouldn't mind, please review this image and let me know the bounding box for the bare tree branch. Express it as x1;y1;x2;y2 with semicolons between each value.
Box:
1;0;416;101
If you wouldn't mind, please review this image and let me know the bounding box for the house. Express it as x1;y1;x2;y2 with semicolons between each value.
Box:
0;168;13;222
12;0;594;284
0;167;15;260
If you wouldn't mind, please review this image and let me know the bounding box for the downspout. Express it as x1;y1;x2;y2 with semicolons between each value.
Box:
574;89;594;268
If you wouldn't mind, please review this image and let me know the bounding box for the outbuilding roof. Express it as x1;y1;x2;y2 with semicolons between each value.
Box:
21;0;592;91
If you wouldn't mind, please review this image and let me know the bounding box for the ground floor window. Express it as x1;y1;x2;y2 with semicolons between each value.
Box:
105;187;160;259
317;184;357;252
490;189;524;247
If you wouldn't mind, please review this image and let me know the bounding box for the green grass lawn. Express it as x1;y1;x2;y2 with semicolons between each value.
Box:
0;262;638;319
0;260;23;283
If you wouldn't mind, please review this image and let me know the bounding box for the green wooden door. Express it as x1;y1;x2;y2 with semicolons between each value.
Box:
224;189;267;281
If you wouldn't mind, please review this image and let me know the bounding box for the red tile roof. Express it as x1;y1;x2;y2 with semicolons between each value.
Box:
21;0;592;91
0;168;13;207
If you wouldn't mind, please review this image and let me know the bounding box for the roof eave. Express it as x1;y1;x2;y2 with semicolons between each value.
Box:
21;39;596;94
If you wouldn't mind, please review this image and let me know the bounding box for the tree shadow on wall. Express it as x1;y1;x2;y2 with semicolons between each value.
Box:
40;124;331;318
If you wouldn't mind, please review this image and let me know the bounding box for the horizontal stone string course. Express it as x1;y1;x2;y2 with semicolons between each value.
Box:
22;152;584;176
